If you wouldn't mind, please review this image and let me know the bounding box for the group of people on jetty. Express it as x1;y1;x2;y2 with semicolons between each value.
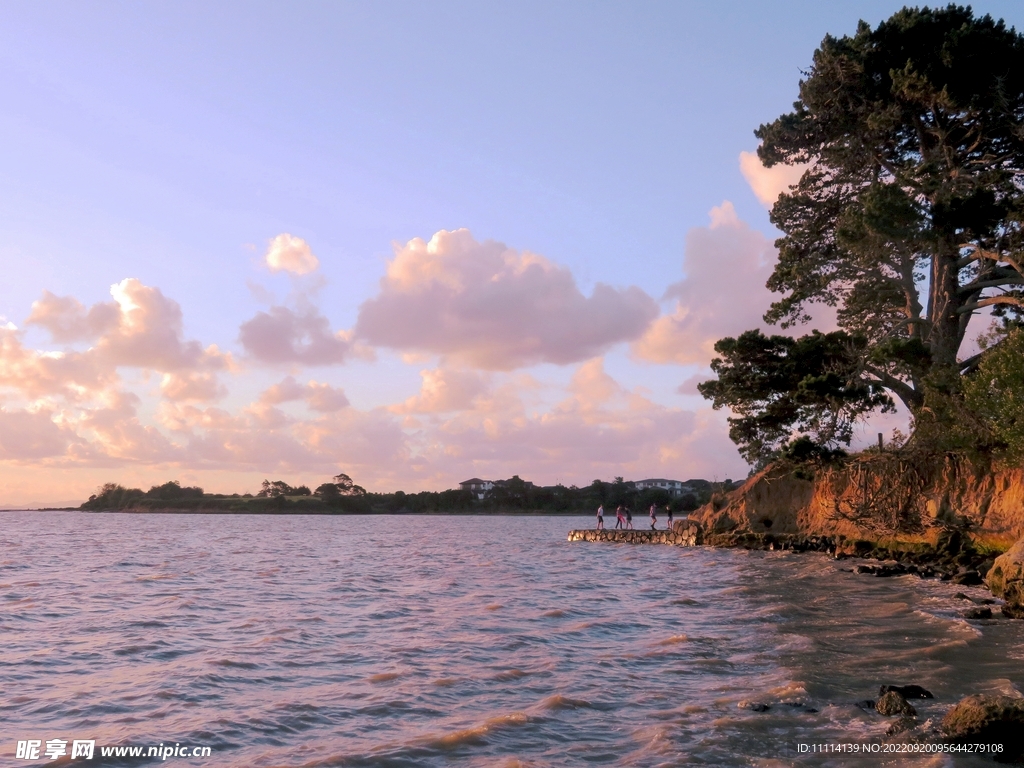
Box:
596;503;673;531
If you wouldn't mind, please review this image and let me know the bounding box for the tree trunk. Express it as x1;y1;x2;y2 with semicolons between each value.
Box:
929;242;963;369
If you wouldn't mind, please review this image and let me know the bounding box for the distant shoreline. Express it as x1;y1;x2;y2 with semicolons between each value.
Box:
8;508;601;516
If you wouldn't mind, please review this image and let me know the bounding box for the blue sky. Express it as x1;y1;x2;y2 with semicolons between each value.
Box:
2;1;1022;505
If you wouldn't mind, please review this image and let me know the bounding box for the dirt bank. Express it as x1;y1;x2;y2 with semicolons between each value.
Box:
691;453;1024;551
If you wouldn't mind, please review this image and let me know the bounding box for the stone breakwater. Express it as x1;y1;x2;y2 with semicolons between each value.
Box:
568;521;701;546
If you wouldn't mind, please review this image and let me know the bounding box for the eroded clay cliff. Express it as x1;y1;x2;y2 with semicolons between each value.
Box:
692;453;1024;550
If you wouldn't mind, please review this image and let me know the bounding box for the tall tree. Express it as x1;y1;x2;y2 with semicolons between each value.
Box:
756;5;1024;411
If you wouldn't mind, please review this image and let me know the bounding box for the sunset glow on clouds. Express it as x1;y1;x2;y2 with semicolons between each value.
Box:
10;2;943;506
0;217;769;505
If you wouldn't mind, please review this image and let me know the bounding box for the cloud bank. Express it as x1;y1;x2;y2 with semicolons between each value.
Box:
355;229;659;369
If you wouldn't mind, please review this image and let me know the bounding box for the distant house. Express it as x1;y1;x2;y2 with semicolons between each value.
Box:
459;478;494;500
632;478;690;497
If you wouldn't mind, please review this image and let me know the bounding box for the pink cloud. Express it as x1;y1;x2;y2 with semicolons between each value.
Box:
390;367;488;414
739;150;809;208
355;229;659;369
98;279;228;372
264;233;319;275
258;376;350;412
0;408;75;460
26;291;119;342
24;279;227;374
633;202;836;365
160;372;226;402
0;327;114;400
239;306;353;365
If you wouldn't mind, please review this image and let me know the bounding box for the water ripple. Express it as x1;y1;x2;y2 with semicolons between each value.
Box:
2;511;1023;766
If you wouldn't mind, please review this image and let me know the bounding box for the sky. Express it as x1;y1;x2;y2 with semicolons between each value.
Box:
2;1;1022;507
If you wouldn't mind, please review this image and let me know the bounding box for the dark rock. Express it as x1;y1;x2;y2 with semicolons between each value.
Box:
885;716;917;737
855;699;876;710
952;569;984;586
942;694;1024;762
877;691;917;717
880;684;934;700
963;607;993;620
953;592;972;601
1002;604;1024;619
738;700;771;712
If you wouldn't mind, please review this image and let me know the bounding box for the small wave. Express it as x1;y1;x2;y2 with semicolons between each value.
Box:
210;659;260;669
432;677;459;687
493;669;529;682
485;604;503;611
113;644;161;656
670;597;701;606
367;672;402;683
536;694;592;711
655;634;689;646
541;609;566;618
420;712;531;751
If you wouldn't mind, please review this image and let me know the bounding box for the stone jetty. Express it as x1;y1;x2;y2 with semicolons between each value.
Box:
568;520;701;546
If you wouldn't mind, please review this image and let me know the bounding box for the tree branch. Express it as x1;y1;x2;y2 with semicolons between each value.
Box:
957;277;1024;293
862;364;922;410
956;295;1024;314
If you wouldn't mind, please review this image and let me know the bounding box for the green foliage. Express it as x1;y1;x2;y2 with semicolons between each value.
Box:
962;330;1024;461
257;480;294;498
779;436;848;464
146;481;204;500
698;329;893;465
82;483;145;510
314;473;367;498
754;5;1024;406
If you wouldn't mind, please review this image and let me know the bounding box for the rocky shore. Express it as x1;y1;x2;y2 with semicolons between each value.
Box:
569;453;1024;760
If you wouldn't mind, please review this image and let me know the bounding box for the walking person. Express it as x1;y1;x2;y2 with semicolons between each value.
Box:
649;503;658;530
666;503;673;528
625;506;633;529
615;505;625;529
597;504;605;530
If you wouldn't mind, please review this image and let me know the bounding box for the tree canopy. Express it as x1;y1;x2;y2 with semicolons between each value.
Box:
698;330;892;463
702;5;1024;465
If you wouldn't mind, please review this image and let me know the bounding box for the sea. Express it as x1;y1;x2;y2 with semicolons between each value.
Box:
3;511;1024;767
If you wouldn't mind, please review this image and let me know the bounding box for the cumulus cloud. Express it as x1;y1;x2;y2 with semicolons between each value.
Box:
259;376;350;412
355;229;659;369
25;279;227;374
0;408;75;460
27;291;119;342
739;150;809;208
391;367;488;414
0;327;114;400
401;358;746;485
633;202;777;365
633;202;836;366
160;372;226;402
264;233;319;275
239;306;354;365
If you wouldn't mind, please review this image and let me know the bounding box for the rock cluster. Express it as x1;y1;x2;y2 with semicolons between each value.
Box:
942;695;1024;762
987;538;1024;618
876;690;917;717
567;525;700;546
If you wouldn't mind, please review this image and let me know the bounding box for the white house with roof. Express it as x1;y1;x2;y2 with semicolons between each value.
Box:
458;478;494;500
632;478;690;496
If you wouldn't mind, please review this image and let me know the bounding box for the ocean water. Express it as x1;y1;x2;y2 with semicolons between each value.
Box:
3;511;1023;767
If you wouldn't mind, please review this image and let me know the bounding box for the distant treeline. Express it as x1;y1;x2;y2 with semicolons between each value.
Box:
79;475;739;514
